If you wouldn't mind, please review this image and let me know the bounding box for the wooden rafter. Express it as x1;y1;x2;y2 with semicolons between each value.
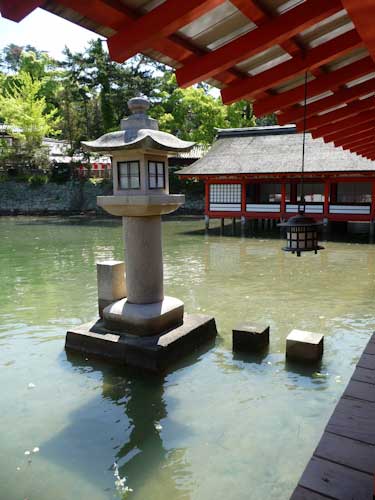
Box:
230;0;302;57
343;137;375;150
355;145;375;154
254;56;374;117
107;0;227;63
175;0;343;88
297;96;375;132
340;133;375;149
329;122;375;144
221;30;362;104
278;79;375;125
311;109;375;139
342;0;375;64
0;0;43;21
55;0;243;86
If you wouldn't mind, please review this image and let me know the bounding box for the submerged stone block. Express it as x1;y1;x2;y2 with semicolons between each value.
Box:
65;313;217;373
232;323;270;352
286;329;324;362
97;261;127;317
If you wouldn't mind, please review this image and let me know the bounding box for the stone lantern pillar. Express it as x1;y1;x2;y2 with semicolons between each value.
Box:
65;97;217;371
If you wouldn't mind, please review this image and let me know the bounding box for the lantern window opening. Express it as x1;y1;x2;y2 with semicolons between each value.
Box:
148;161;166;189
118;160;141;190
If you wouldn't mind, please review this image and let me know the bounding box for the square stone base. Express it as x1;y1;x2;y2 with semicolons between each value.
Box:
286;329;324;362
65;313;217;373
233;323;270;352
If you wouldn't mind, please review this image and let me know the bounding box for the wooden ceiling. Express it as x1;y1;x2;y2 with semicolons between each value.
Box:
1;0;374;160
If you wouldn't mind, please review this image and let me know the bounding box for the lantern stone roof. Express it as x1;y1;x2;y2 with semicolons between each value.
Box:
82;96;194;154
82;129;195;153
177;125;375;176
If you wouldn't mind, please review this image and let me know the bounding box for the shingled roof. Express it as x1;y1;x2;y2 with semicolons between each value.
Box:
177;125;375;176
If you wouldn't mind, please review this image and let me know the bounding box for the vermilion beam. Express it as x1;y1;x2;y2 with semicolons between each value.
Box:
328;122;375;144
355;141;375;152
231;0;304;57
175;0;343;88
338;134;375;150
278;79;375;125
254;56;374;117
230;0;267;24
342;135;375;149
221;30;362;104
56;0;239;87
297;96;375;132
107;0;226;63
357;145;375;155
0;0;42;21
342;0;375;64
311;110;375;139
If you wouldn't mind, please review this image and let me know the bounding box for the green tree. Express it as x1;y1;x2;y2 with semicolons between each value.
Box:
0;72;61;169
151;74;256;145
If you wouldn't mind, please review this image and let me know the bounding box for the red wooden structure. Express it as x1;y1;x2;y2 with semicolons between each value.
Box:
178;125;375;223
0;0;373;163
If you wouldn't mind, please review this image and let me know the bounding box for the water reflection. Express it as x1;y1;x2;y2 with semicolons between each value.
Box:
59;346;219;500
2;217;375;500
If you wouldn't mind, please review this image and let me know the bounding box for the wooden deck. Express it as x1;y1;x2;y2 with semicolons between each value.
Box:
291;333;375;500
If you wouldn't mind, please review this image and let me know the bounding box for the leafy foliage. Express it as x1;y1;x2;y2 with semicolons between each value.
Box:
0;41;275;173
0;71;60;169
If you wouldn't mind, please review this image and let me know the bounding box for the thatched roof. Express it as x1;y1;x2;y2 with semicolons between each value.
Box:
177;125;375;176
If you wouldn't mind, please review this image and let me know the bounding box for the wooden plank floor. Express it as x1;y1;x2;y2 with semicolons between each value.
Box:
290;333;375;500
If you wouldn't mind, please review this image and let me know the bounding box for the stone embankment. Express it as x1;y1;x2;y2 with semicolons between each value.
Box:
0;181;204;215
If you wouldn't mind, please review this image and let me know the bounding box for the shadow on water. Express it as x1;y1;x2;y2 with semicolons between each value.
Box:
232;348;270;365
40;341;215;499
284;358;323;378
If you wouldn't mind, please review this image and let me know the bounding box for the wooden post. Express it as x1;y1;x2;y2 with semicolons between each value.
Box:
232;217;236;236
371;181;375;220
220;218;225;235
205;181;210;215
241;215;246;237
241;181;247;215
204;215;210;232
291;183;297;204
324;179;330;219
281;182;286;217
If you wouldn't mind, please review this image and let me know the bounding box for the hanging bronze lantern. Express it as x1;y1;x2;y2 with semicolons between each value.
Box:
279;207;324;257
279;71;324;257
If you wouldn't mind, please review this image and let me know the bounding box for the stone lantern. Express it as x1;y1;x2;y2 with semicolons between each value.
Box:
65;97;217;372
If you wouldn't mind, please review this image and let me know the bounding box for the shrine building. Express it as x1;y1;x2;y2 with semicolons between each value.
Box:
178;125;375;225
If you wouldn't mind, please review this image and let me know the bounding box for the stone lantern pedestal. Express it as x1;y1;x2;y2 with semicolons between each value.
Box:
65;97;217;372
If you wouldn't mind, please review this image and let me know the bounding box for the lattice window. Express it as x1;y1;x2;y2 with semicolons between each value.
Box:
210;184;241;204
118;161;140;189
148;161;165;189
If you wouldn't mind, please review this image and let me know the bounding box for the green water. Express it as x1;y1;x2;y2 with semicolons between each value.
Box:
1;216;375;500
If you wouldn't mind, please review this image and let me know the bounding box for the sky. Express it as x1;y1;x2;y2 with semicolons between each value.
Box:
0;8;102;60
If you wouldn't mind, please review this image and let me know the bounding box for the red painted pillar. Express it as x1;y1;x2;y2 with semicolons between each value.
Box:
330;182;338;203
205;180;210;216
291;183;297;204
281;182;286;218
371;181;375;219
324;180;330;219
241;182;246;215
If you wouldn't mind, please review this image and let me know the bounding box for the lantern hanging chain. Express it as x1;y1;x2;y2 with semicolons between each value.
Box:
301;70;308;206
